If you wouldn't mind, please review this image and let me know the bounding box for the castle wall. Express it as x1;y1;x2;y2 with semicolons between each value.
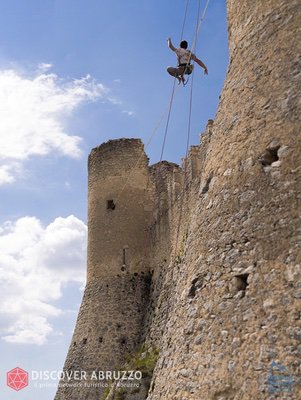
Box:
144;0;301;399
56;0;301;398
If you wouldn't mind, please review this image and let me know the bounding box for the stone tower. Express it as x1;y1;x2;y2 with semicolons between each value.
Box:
55;139;154;399
87;139;153;280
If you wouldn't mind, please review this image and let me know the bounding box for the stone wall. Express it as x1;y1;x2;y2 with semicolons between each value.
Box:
55;275;151;400
144;0;301;399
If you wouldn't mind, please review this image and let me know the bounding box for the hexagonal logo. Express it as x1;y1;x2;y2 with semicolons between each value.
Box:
7;367;28;391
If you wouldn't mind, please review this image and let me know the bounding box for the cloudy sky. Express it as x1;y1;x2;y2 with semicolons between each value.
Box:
0;1;228;398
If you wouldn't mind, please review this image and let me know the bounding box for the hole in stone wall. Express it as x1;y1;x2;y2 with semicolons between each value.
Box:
121;266;126;272
188;278;197;298
120;337;127;346
201;173;213;194
83;338;87;345
73;341;76;346
107;200;116;210
259;146;280;166
188;277;202;298
98;337;103;343
234;274;249;292
117;324;122;330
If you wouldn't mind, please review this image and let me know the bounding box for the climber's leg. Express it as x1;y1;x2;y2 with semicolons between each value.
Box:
167;66;185;84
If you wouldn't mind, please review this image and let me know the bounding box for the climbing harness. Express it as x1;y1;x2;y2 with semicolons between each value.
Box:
177;63;194;86
180;63;194;75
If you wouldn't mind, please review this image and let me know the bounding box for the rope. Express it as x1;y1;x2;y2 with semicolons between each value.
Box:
159;79;176;163
190;0;211;55
173;0;203;259
180;0;190;40
186;0;202;159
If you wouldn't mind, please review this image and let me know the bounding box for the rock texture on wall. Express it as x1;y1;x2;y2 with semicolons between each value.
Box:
55;0;301;399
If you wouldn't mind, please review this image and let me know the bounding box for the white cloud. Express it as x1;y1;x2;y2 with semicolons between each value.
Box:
38;63;53;73
0;215;87;345
122;110;135;116
0;164;16;184
0;67;109;185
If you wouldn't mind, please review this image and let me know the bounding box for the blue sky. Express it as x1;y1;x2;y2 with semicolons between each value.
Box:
0;1;228;398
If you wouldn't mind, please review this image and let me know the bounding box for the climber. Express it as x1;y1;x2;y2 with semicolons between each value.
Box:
167;38;208;85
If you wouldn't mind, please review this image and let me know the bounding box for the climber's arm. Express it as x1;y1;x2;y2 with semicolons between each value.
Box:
191;54;208;75
167;37;177;52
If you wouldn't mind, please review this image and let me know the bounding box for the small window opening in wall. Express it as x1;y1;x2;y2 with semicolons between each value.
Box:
107;200;116;210
98;337;103;343
83;338;87;345
123;248;126;265
122;246;129;271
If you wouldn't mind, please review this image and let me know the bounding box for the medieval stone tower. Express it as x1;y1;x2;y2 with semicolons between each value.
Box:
56;0;300;399
55;140;154;399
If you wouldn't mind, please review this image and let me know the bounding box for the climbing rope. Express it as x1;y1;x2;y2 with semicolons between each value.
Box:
159;79;176;164
180;0;191;40
173;0;209;258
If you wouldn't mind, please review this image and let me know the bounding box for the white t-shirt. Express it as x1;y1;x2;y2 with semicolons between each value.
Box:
175;48;192;65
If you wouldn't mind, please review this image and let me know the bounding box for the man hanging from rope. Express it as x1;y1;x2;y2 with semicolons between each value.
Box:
167;38;208;85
